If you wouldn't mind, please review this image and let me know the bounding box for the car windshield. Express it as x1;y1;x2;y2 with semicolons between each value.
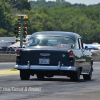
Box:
26;36;75;48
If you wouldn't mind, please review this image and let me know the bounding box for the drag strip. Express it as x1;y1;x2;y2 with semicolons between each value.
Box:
0;62;100;100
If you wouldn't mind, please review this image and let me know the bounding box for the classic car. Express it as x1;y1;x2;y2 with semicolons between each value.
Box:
14;31;93;81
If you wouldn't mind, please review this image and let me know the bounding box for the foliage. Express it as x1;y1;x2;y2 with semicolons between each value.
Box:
0;1;13;36
1;0;100;43
0;28;7;36
6;0;31;10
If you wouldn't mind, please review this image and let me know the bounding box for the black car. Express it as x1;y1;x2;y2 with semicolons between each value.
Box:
0;47;3;51
14;31;93;81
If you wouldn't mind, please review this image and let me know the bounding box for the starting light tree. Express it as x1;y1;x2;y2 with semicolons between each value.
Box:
14;14;28;47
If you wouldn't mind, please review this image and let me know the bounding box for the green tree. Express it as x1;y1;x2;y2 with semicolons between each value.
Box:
0;28;7;36
0;1;14;36
6;0;31;10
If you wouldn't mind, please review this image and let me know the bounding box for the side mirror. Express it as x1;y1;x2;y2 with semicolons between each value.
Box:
71;44;75;48
85;46;88;49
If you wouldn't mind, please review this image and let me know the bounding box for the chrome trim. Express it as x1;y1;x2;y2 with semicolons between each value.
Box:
40;53;50;56
14;65;77;71
27;61;30;69
58;61;61;70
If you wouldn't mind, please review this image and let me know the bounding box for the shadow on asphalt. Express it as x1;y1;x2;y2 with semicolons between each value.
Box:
29;77;95;82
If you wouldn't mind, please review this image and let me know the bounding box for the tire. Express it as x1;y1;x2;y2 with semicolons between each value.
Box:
36;74;44;79
70;68;81;81
83;67;92;80
20;70;30;80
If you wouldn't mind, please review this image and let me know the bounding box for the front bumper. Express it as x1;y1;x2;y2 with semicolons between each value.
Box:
14;65;77;71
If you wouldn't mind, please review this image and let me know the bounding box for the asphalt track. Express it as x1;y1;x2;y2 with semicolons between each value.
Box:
0;62;100;76
0;62;100;100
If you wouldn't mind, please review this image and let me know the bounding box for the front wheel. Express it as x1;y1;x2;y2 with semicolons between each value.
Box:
20;70;30;80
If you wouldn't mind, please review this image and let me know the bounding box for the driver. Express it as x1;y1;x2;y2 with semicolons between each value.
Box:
41;38;48;46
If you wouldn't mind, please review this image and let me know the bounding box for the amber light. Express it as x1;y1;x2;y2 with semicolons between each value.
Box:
24;15;28;19
16;49;21;55
24;27;27;31
23;23;27;27
14;27;21;31
23;31;27;35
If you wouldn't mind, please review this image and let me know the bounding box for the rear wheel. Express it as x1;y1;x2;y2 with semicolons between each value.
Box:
20;70;30;80
83;67;92;80
70;68;81;81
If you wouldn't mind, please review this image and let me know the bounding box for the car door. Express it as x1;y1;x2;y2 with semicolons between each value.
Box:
73;38;84;68
78;38;86;67
80;39;91;74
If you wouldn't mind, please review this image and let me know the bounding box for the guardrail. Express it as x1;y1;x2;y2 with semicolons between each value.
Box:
91;50;100;56
0;51;15;54
0;54;16;62
93;56;100;61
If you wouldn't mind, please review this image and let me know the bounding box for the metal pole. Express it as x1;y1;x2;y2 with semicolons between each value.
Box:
20;16;24;48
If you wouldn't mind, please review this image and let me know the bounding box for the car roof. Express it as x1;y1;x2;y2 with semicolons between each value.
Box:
31;31;81;40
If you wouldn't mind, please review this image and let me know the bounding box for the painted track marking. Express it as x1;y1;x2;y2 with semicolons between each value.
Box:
0;69;19;76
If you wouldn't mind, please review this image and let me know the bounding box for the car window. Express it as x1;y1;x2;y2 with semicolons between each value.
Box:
78;38;83;49
26;36;75;48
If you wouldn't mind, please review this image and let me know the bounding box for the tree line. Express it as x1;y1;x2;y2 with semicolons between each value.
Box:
0;0;100;43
